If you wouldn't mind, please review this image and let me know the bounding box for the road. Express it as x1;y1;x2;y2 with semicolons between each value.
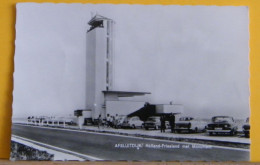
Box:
12;124;249;161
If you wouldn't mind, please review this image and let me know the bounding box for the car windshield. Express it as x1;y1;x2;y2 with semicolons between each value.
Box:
130;117;139;121
147;117;159;122
179;117;193;121
212;117;233;123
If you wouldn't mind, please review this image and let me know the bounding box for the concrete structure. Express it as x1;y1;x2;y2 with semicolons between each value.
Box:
86;15;114;119
155;104;183;114
106;100;147;117
86;15;150;119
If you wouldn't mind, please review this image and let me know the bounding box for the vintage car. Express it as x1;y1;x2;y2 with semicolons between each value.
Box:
143;116;161;130
207;116;238;136
143;116;170;130
174;117;207;133
243;117;250;138
121;116;143;129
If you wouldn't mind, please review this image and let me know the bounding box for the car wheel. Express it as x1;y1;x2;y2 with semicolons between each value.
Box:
209;132;213;136
145;127;148;130
132;125;136;129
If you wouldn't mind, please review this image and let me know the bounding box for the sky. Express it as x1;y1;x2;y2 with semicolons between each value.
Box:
13;3;249;119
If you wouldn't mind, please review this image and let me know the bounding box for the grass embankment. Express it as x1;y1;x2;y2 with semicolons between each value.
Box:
10;141;54;160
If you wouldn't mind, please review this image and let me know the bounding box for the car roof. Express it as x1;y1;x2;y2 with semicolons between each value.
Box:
131;116;140;118
212;116;232;118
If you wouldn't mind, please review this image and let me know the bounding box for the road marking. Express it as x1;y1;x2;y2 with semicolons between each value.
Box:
13;124;250;152
12;135;103;161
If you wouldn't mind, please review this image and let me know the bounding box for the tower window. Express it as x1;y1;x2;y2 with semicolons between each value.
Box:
106;62;109;85
107;21;110;35
107;37;109;57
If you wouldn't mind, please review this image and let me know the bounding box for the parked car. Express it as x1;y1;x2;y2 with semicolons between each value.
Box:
121;116;143;129
207;116;238;136
243;117;250;138
143;116;160;130
175;117;207;133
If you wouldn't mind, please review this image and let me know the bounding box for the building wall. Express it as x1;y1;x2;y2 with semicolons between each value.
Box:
94;27;106;119
106;101;145;117
106;20;114;89
86;28;96;118
156;104;184;114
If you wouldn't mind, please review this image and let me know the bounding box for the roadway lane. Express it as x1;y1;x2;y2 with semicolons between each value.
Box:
12;124;249;161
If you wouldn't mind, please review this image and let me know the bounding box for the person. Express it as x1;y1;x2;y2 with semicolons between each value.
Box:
110;116;115;128
98;114;103;129
114;114;119;128
169;114;175;133
106;114;111;128
160;116;166;133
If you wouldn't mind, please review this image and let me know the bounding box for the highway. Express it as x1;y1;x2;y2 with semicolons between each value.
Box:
12;124;249;161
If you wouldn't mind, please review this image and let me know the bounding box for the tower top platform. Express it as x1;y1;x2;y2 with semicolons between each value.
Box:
102;90;151;97
88;14;112;25
87;14;113;32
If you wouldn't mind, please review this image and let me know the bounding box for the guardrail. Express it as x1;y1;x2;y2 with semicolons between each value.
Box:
27;119;76;128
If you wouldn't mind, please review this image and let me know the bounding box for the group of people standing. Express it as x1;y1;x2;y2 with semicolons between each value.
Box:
160;114;175;133
97;113;120;129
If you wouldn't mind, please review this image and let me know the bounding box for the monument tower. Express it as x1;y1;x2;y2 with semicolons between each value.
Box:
86;14;115;118
86;14;150;119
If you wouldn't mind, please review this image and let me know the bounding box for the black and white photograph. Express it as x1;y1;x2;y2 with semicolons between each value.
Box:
11;3;250;161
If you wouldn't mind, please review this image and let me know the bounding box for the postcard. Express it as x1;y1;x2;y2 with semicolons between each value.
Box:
11;3;250;161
